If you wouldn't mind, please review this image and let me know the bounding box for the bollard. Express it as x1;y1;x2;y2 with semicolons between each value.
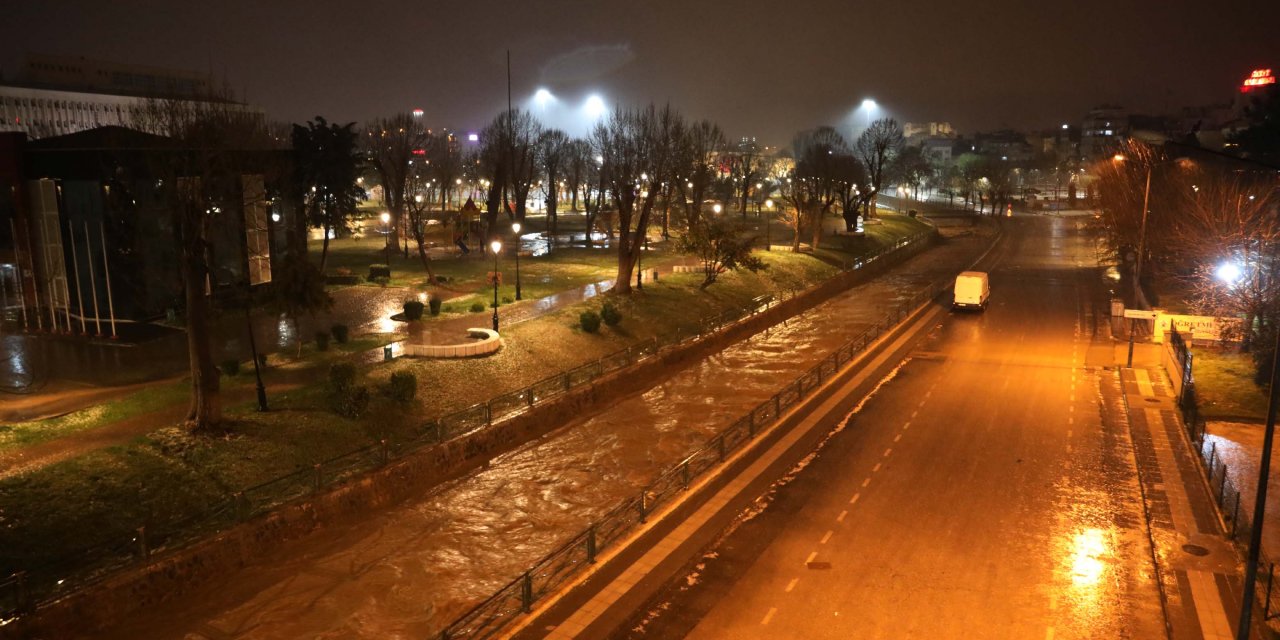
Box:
314;463;323;492
380;439;389;465
587;525;598;564
638;492;648;523
682;462;691;489
136;526;149;561
774;395;782;417
383;344;393;361
521;572;533;612
718;436;726;461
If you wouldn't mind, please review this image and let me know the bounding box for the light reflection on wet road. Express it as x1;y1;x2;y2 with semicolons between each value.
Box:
669;217;1165;640
98;231;988;639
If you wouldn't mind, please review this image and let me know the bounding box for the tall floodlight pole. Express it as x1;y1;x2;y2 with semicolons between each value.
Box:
491;239;502;332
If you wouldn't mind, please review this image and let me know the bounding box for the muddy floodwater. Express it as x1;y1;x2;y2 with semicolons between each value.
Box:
101;230;988;639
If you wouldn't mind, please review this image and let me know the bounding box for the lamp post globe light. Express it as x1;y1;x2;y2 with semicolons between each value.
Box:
512;221;523;300
490;239;503;331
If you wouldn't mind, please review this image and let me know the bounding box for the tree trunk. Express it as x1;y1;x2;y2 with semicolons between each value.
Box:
414;234;437;282
318;222;331;273
181;241;221;432
811;207;823;252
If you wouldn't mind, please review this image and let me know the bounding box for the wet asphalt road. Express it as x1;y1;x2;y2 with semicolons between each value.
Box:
634;216;1169;639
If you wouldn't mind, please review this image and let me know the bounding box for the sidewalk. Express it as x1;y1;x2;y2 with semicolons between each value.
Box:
1113;342;1253;640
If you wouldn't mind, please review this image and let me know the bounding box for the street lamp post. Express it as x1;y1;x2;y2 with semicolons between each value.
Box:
490;239;502;331
1126;163;1152;368
512;222;522;300
380;211;391;268
764;199;774;251
1240;319;1280;639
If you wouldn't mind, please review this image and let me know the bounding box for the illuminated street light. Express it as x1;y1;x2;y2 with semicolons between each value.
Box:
490;239;503;331
1217;262;1243;286
584;94;607;119
534;88;555;108
713;203;723;214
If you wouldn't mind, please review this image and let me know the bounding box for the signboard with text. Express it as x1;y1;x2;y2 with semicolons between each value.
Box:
1151;310;1242;344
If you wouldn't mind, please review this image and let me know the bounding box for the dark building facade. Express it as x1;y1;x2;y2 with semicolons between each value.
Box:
1;126;293;335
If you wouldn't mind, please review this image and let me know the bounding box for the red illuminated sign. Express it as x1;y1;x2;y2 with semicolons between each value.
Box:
412;148;426;156
1242;68;1275;93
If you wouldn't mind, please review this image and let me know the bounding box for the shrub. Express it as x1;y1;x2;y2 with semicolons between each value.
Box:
600;301;622;327
219;359;240;376
429;296;442;316
386;371;417;403
403;299;426;321
367;264;391;280
470;301;486;313
502;295;514;304
580;310;602;334
315;331;330;351
331;323;350;344
326;362;368;418
330;385;370;419
328;362;358;392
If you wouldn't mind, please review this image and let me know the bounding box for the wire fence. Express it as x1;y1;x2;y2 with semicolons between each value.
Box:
1169;327;1280;622
0;229;936;623
435;273;949;640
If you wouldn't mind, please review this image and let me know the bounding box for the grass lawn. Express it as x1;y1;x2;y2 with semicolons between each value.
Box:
1192;347;1268;421
0;214;929;595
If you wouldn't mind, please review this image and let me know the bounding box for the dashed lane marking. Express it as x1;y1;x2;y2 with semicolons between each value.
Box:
894;433;902;443
761;607;777;625
872;463;882;473
785;578;798;593
861;478;871;488
805;551;818;564
820;530;833;544
883;448;892;457
849;493;860;505
837;510;848;522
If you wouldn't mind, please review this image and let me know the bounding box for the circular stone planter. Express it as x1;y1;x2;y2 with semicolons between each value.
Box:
402;328;503;358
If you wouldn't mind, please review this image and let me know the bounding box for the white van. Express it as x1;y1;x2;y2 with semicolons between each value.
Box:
953;271;990;311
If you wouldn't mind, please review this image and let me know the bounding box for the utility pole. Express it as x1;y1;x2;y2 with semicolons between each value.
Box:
1238;328;1280;638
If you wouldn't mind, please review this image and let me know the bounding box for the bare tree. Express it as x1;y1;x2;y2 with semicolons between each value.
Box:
593;104;685;293
537;128;571;242
132;98;272;432
674;120;726;230
364;113;428;251
679;218;766;288
732;137;764;218
428;130;463;210
855;118;904;218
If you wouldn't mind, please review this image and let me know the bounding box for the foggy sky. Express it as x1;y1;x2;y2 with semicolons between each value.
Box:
3;0;1278;145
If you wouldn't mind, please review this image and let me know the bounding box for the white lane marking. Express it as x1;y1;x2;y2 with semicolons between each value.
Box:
918;400;926;408
837;510;848;522
911;409;918;418
862;478;871;488
820;530;833;545
1068;416;1074;425
1067;430;1073;438
1068;406;1075;413
785;578;799;593
894;433;902;443
1066;444;1072;453
1045;627;1055;640
925;390;933;398
1049;594;1057;610
872;463;882;473
883;448;892;458
849;493;860;505
903;422;910;430
805;551;818;564
1070;394;1075;402
761;607;777;625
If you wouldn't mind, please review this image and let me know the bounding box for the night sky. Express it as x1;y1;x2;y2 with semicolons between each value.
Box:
3;0;1279;144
